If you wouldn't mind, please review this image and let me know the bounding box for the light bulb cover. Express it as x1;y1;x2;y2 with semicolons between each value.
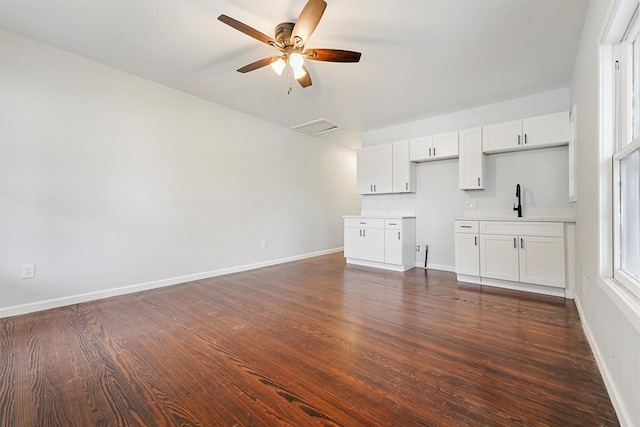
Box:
293;66;307;80
289;53;305;70
270;57;286;75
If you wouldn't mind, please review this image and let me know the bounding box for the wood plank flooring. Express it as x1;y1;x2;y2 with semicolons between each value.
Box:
0;253;618;426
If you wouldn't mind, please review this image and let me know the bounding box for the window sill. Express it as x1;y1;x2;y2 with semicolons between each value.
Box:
599;276;640;334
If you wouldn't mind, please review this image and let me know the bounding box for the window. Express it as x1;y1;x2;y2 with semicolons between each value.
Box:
614;143;640;293
607;5;640;301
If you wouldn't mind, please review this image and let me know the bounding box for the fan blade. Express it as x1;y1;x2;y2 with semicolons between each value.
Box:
304;49;362;63
237;56;280;73
291;0;327;46
218;15;276;46
297;65;312;88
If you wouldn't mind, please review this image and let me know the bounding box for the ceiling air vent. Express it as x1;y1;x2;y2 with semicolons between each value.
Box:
291;118;340;136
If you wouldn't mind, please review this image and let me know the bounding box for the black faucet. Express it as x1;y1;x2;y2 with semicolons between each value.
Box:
513;184;522;217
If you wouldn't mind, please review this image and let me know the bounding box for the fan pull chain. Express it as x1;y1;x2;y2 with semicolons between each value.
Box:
287;66;294;95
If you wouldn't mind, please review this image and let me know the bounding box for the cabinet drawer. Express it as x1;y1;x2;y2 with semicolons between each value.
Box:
479;221;563;237
455;220;479;233
385;219;403;230
344;218;385;229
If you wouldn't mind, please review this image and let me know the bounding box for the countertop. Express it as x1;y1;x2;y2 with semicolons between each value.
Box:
343;215;416;219
456;217;575;223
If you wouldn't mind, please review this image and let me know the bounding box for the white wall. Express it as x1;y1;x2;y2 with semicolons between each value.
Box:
0;30;361;316
361;91;572;270
570;0;640;424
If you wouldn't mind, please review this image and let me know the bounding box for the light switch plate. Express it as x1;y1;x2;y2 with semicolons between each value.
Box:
465;201;478;209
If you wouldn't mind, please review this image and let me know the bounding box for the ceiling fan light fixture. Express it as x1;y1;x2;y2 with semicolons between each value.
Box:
271;57;286;75
289;53;305;70
293;66;307;80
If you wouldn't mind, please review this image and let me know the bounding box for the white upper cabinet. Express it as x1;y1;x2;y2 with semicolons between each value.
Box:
482;120;522;153
522;112;570;148
392;140;416;193
410;131;458;162
356;147;374;194
357;143;393;194
458;127;484;190
482;111;569;154
409;135;432;161
432;131;459;159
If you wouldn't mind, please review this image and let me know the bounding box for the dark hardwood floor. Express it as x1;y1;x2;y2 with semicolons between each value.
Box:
0;253;618;426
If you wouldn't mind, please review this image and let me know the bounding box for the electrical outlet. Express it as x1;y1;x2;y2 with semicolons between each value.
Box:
261;240;268;249
416;245;420;252
465;201;478;209
21;264;36;279
582;274;589;294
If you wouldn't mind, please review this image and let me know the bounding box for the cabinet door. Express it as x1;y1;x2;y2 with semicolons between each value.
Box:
458;127;484;190
519;236;565;288
480;234;519;281
356;147;374;194
432;131;459;159
392;140;415;193
455;233;480;276
385;228;403;265
363;227;385;262
373;144;393;193
409;135;433;162
344;227;365;259
522;111;570;149
482;120;522;153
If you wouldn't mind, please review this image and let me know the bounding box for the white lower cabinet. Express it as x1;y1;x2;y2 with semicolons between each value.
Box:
344;218;385;262
454;221;480;276
479;234;520;281
456;220;568;297
344;216;416;272
517;235;565;287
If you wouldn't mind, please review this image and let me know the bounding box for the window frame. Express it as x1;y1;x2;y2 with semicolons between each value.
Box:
599;0;640;334
612;11;640;300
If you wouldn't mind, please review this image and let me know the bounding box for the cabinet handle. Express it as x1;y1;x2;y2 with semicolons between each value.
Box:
517;135;521;145
521;238;524;249
405;182;408;190
474;236;477;246
388;222;397;226
477;177;481;187
460;225;472;228
374;184;376;192
513;237;517;248
398;231;401;240
359;229;362;237
359;222;366;224
370;184;373;192
524;134;528;144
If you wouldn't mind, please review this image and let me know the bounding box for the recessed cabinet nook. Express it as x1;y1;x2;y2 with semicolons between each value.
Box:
349;110;571;296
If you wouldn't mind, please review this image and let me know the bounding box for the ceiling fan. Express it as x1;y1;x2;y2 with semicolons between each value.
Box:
218;0;361;89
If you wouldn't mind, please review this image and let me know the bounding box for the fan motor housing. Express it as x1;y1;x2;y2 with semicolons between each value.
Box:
275;22;296;46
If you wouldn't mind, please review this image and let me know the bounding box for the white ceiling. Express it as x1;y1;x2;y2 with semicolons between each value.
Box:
0;0;589;149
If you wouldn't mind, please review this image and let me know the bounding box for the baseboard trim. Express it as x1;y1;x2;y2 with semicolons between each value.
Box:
0;248;343;319
574;295;630;426
413;262;455;273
